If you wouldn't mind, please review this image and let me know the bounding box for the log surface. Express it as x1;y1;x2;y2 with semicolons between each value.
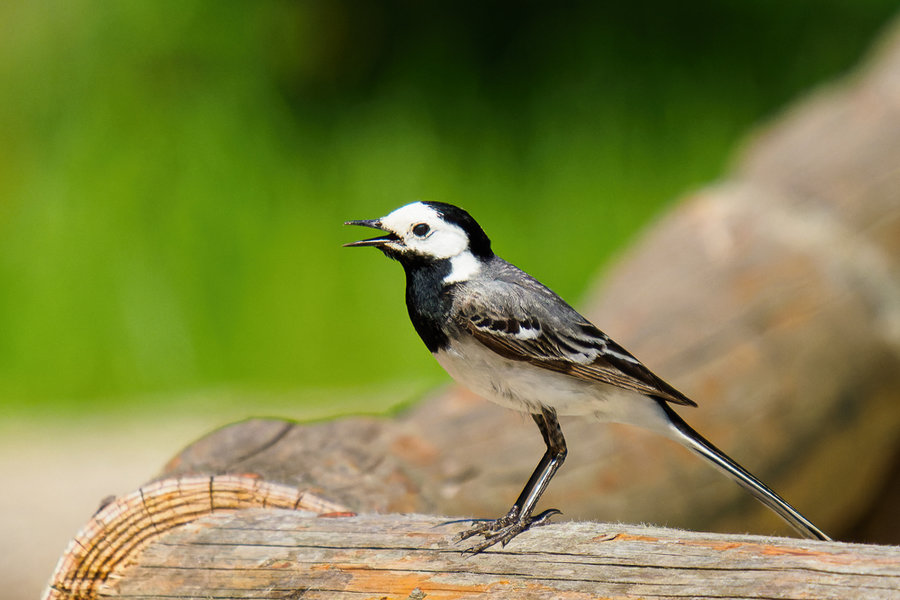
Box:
106;510;899;600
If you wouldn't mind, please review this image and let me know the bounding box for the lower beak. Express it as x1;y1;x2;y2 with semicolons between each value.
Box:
343;219;399;247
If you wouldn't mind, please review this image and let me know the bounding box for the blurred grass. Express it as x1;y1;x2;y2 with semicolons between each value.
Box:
0;1;896;416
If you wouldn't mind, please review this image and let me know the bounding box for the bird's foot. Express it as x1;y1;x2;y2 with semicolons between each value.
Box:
456;507;561;554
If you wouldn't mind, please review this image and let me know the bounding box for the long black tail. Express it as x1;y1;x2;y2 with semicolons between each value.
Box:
658;402;831;541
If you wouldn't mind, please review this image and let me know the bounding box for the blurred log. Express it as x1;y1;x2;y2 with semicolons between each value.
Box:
580;21;900;539
44;476;900;600
159;16;900;543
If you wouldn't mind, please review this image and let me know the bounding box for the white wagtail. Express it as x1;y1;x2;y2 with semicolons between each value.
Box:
345;201;830;552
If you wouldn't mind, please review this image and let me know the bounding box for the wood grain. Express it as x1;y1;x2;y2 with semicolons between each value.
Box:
105;510;900;599
43;475;348;600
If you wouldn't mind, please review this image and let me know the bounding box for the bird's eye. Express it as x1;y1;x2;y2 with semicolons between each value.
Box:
412;223;430;237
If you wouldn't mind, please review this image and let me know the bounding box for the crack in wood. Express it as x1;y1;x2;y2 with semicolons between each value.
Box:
230;422;295;466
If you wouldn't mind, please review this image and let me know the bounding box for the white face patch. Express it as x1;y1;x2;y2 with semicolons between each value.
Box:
443;251;481;284
379;201;470;260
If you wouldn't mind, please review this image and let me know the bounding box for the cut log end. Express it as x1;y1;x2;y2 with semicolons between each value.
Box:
43;475;349;600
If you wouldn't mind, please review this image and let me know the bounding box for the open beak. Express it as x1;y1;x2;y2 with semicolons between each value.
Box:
343;219;400;248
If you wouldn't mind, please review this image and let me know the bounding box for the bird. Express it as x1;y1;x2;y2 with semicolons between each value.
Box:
344;200;830;552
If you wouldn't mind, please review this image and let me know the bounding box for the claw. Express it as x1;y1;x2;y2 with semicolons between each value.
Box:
531;508;562;526
434;517;493;529
456;507;561;554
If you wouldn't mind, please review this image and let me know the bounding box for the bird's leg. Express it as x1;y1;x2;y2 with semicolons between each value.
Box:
457;407;567;553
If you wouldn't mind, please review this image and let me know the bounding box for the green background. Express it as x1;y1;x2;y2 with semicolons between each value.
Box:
1;1;897;418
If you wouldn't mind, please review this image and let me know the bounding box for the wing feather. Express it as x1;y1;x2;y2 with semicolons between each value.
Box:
454;276;696;407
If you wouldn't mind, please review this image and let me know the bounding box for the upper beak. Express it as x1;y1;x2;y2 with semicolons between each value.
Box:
343;219;399;247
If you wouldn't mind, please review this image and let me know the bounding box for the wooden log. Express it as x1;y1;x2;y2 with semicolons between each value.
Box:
44;477;900;600
106;516;900;600
157;12;900;543
43;475;350;600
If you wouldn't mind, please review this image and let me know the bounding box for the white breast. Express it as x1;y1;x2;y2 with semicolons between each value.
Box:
434;336;669;430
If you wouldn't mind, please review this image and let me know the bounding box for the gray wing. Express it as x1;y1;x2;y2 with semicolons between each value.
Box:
452;261;696;407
